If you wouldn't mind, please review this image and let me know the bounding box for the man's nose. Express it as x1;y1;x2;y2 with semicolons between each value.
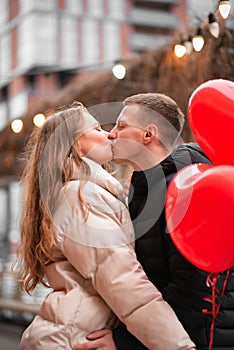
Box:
108;128;117;139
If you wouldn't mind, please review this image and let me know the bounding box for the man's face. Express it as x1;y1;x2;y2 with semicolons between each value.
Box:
108;104;147;168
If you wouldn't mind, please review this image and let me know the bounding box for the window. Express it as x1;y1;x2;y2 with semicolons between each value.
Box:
60;16;78;67
18;13;57;70
9;91;28;120
108;0;125;19
65;0;83;14
0;0;8;30
20;0;56;14
8;182;22;245
82;18;99;65
87;0;104;17
0;187;8;260
0;34;11;86
0;188;8;243
103;21;120;61
0;101;8;130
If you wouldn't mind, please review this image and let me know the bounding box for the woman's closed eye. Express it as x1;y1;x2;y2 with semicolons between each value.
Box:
95;124;102;131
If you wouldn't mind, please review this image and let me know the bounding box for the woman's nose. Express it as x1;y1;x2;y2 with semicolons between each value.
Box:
102;129;109;137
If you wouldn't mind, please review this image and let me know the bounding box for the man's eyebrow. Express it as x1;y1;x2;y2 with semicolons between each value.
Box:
117;117;128;123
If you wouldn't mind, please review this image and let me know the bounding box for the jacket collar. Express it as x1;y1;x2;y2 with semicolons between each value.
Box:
71;157;126;203
130;142;208;192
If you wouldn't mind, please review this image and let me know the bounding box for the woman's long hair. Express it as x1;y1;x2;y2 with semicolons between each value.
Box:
14;102;91;293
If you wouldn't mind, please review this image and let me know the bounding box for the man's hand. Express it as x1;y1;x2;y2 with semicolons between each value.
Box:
73;329;117;350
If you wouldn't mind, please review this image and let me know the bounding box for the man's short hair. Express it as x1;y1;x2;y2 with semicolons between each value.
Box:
123;93;185;148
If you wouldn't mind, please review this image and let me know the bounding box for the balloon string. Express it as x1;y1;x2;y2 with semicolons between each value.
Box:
202;270;230;350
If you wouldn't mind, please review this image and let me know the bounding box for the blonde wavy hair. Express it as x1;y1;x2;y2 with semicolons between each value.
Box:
14;101;91;293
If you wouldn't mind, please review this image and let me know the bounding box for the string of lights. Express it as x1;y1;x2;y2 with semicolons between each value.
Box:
173;0;231;58
10;0;232;134
10;113;45;133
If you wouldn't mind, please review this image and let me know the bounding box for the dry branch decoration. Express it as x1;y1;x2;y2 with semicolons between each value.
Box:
0;27;233;177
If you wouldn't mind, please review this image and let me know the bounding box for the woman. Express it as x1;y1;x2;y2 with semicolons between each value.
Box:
16;102;195;350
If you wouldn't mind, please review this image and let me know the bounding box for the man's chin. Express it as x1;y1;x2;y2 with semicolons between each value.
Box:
112;158;128;165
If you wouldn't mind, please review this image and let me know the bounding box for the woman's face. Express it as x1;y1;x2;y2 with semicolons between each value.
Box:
78;112;113;164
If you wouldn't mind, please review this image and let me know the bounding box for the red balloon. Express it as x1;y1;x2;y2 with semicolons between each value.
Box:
165;163;234;273
188;79;234;165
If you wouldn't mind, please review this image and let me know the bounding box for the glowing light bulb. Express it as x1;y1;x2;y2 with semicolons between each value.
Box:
219;0;231;19
112;64;126;79
192;29;205;52
174;44;187;58
33;113;46;128
184;37;193;55
208;13;220;38
11;119;23;133
209;22;220;38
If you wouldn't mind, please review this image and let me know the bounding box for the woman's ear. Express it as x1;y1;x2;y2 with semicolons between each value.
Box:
143;124;157;144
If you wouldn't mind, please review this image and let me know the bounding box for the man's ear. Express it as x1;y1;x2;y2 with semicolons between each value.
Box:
143;124;157;144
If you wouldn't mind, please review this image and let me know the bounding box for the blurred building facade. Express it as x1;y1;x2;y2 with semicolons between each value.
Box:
0;0;188;262
0;0;188;314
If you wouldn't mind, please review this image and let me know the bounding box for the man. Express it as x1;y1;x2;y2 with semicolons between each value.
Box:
74;93;234;350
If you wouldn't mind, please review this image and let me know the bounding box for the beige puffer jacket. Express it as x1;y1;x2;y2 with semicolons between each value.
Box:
19;159;195;350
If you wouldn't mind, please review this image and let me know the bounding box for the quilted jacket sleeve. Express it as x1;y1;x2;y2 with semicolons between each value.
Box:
54;182;195;350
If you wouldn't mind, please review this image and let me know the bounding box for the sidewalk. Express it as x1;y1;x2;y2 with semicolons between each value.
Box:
0;297;38;349
0;321;25;350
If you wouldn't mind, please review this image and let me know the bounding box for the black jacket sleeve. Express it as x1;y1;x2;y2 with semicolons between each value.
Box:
113;323;148;350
